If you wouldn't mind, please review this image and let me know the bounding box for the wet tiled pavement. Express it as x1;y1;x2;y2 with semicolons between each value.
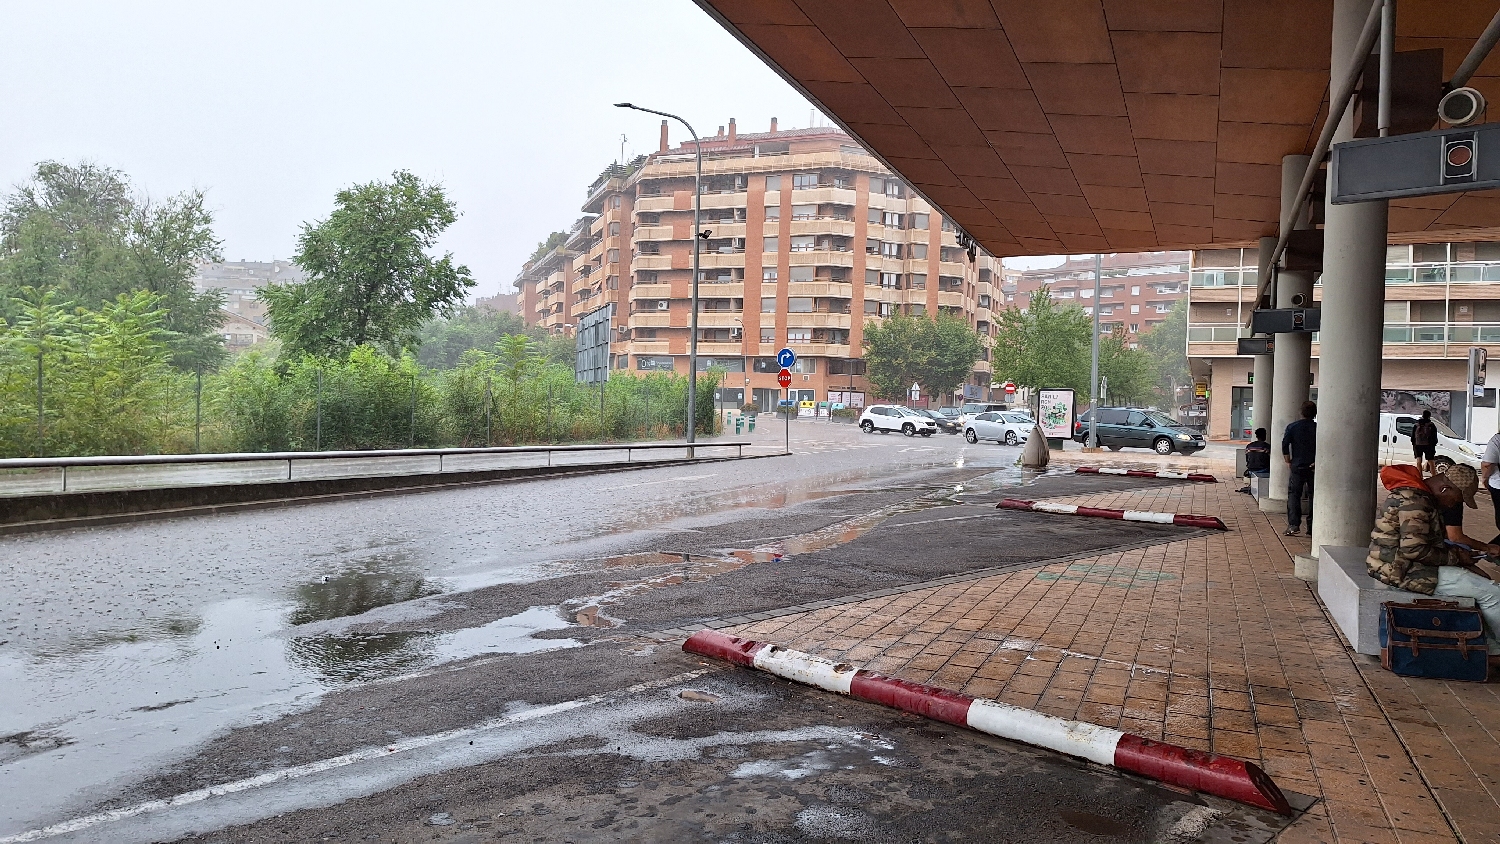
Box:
716;452;1499;843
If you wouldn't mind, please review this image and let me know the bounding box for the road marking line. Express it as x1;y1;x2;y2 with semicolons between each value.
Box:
0;670;710;843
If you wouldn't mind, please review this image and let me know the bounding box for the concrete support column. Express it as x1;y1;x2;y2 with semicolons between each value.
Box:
1251;237;1276;443
1313;0;1389;556
1266;155;1314;514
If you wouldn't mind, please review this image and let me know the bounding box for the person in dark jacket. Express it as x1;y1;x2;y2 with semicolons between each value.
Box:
1238;428;1272;494
1411;409;1439;476
1282;401;1316;536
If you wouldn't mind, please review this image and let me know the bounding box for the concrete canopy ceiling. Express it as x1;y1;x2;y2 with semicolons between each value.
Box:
695;0;1500;257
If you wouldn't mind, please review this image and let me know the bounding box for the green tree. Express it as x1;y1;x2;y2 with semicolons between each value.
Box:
416;306;529;368
1137;298;1189;408
1097;333;1154;406
263;171;474;358
529;232;566;264
0;160;225;368
922;313;984;398
861;314;927;400
991;288;1092;394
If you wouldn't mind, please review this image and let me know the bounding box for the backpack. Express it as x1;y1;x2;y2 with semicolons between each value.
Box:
1412;420;1437;447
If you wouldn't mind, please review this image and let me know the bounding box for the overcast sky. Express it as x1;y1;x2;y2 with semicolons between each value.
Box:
0;1;849;298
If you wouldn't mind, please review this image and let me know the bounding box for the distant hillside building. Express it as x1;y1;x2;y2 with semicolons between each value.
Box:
217;309;270;352
1010;252;1190;349
475;291;521;315
192;260;304;325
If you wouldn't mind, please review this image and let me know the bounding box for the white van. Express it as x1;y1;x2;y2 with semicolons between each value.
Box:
1377;412;1481;471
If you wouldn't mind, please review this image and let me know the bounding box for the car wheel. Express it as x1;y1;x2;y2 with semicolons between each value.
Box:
965;429;978;443
902;424;915;437
1004;431;1018;446
1434;457;1454;474
860;421;874;433
1107;445;1122;451
1152;437;1175;455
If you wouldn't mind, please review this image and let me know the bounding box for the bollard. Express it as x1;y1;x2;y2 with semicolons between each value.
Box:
748;416;756;433
736;417;743;435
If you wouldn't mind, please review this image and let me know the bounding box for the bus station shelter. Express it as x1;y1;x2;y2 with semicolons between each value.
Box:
697;0;1500;559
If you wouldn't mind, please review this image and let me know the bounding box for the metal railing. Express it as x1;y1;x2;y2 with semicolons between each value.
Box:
0;441;752;498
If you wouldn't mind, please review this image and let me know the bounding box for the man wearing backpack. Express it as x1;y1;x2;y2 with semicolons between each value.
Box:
1411;409;1439;476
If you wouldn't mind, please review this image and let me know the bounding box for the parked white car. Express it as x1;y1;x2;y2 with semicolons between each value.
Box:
859;405;938;437
964;411;1032;446
1377;412;1480;471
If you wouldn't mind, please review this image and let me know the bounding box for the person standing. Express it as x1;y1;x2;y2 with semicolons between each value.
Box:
1282;401;1317;536
1411;409;1439;476
1481;429;1500;540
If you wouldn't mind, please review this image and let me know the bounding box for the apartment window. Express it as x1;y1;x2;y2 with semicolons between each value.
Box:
1130;323;1140;333
978;294;991;307
909;213;929;230
635;328;657;339
909;273;927;289
764;205;780;220
790;266;815;282
865;269;879;285
866;207;881;224
610;195;622;209
792;204;817;220
1130;285;1140;295
762;297;777;313
881;242;902;258
869;177;884;194
909;304;926;316
788;329;812;342
765;175;781;191
884;180;904;197
608;222;621;236
1130;304;1140;314
910;243;928;259
883;212;903;228
866;238;881;255
792;173;818;189
791;235;816;252
760;328;776;342
864;300;879;314
881;272;902;288
788;297;814;312
607;249;620;263
763;237;778;253
1080;288;1093;298
607;275;618;290
763;268;777;282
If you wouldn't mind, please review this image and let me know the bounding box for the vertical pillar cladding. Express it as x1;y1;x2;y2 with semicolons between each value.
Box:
1251;238;1275;441
1314;0;1389;555
1268;155;1314;509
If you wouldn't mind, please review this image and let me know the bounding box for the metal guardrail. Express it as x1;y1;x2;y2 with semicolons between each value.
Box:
0;441;752;498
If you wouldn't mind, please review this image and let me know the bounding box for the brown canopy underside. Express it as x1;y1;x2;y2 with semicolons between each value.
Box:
698;0;1500;257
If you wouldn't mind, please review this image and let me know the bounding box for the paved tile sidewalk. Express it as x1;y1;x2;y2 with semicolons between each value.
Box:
715;468;1497;843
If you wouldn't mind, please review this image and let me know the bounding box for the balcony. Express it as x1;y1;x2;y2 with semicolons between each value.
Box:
631;283;673;298
633;225;674;241
696;282;744;297
699;252;746;269
704;222;746;239
789;187;858;205
694;341;745;355
789;218;856;237
788;250;854;268
634;195;676;213
786;312;852;329
695;311;744;328
632;254;674;271
937;291;968;309
787;280;853;297
939;261;968;277
699;192;747;210
628;340;671;355
786;341;852;356
629;312;672;328
1187;324;1249;342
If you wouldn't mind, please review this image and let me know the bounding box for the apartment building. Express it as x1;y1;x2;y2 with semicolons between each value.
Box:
1188;240;1500;441
1009;252;1190;347
191;260;304;325
515;121;999;410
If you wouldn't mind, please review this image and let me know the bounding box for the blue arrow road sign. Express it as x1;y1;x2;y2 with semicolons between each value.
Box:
777;347;796;368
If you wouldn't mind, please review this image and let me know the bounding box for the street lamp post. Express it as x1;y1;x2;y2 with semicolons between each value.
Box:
615;102;702;446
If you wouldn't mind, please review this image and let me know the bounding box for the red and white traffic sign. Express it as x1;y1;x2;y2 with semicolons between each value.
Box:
1004;382;1016;394
777;368;792;388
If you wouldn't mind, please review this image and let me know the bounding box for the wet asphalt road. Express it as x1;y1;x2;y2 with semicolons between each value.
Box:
0;422;1300;842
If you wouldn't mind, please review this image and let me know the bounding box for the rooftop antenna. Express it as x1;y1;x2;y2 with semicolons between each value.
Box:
619;134;627;164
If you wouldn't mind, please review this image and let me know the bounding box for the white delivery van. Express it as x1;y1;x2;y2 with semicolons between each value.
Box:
1377;412;1481;471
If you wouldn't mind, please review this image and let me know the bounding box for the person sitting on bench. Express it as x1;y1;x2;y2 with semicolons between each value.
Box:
1368;464;1500;662
1238;428;1271;494
1438;464;1500;558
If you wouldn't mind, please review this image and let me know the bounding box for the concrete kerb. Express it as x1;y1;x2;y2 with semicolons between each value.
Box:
683;629;1292;816
996;498;1229;531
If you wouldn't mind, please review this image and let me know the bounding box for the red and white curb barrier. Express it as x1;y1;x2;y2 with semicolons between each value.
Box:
995;498;1228;531
1075;467;1218;483
684;629;1290;815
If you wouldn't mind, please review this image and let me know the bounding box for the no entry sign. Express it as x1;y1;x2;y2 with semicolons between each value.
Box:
777;368;792;388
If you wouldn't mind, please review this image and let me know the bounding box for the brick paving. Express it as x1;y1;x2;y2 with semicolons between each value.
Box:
713;459;1500;843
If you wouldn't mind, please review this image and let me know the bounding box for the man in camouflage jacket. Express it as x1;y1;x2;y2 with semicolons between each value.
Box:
1368;464;1500;657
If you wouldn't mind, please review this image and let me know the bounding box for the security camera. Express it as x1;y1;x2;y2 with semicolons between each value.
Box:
1290;293;1308;307
1439;87;1486;127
